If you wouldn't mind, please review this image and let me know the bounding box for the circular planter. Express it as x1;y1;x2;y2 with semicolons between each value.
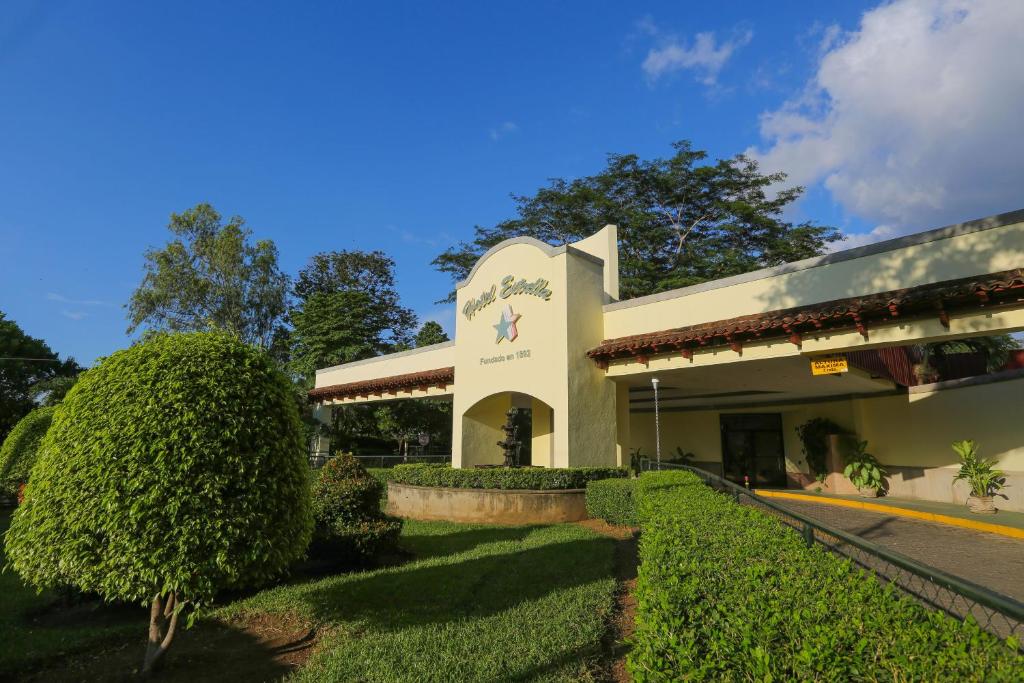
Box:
967;495;997;514
858;486;880;498
386;482;588;524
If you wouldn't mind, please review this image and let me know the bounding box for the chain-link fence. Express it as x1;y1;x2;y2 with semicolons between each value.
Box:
640;458;1024;645
308;453;452;469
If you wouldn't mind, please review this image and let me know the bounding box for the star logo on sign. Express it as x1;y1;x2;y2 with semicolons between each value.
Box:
493;304;522;343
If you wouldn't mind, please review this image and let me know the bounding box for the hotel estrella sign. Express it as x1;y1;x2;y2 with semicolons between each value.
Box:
463;275;552;344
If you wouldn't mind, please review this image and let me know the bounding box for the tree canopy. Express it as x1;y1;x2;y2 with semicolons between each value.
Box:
433;141;841;301
127;203;289;349
0;312;79;440
6;332;312;672
288;250;417;383
414;320;450;347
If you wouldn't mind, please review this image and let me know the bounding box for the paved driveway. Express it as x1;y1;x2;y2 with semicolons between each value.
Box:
772;499;1024;602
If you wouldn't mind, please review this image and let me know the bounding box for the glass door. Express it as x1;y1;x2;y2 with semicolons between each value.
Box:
720;414;786;487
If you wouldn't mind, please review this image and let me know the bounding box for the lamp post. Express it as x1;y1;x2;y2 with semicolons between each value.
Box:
651;377;661;470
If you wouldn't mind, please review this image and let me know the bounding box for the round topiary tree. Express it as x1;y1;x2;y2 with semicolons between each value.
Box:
0;405;56;501
4;332;313;673
311;453;401;565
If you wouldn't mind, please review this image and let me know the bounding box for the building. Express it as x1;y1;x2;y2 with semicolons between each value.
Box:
311;210;1024;510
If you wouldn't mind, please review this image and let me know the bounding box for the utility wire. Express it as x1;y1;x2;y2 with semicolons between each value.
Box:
0;357;63;362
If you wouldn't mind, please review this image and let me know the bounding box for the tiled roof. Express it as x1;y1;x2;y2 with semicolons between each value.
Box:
587;269;1024;367
309;366;455;402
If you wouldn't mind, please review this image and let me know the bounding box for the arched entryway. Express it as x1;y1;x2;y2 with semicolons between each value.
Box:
461;392;554;468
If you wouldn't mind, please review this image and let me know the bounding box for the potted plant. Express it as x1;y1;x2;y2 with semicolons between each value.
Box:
843;440;885;498
952;440;1005;514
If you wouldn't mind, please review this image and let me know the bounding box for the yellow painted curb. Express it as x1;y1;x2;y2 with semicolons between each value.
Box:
756;490;1024;541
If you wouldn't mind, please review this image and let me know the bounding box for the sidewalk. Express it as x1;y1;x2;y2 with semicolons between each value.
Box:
755;489;1024;540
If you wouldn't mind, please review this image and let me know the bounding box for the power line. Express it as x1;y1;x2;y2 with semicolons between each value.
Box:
0;357;63;362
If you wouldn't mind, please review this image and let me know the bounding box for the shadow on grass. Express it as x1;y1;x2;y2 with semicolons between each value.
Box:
294;533;615;633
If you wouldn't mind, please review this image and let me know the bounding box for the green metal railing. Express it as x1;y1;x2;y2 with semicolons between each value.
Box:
640;458;1024;644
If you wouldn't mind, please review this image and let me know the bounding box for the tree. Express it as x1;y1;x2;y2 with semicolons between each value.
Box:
288;250;417;383
5;332;313;673
0;406;55;499
127;203;289;349
414;320;450;347
433;141;841;301
0;312;79;440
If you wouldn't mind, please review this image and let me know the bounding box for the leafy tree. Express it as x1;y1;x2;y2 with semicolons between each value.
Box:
127;203;289;349
288;250;417;383
414;320;450;347
433;141;841;301
0;406;55;499
0;311;79;440
5;332;313;673
923;334;1020;375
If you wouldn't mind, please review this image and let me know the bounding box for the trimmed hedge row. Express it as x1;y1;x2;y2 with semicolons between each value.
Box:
628;471;1021;681
386;463;627;490
585;478;637;526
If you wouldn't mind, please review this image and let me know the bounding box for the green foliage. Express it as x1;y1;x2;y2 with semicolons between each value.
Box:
585;478;637;526
842;440;885;492
387;463;627;490
287;250;416;382
952;440;1005;498
5;332;313;611
924;334;1020;374
433;140;840;302
0;406;55;498
795;417;845;477
0;311;79;441
627;471;1022;681
127;203;290;349
414;320;450;347
311;454;401;564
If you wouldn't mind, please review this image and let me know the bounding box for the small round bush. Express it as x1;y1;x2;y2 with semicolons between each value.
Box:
311;453;401;564
0;406;55;499
5;332;313;669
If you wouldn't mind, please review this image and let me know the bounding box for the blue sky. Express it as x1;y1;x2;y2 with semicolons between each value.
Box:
2;1;1021;366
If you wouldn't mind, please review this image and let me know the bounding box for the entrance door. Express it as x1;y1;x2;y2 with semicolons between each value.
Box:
720;414;786;487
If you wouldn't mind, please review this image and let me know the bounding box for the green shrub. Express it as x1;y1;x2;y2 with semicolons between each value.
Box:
4;332;313;672
585;478;637;525
0;406;56;499
311;454;401;564
628;471;1021;681
387;463;627;490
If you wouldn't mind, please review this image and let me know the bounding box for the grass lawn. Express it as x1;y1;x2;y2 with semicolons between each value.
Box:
220;519;618;682
2;508;620;681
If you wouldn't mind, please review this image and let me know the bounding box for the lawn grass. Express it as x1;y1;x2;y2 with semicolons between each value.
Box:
219;519;618;682
2;508;618;681
0;508;145;676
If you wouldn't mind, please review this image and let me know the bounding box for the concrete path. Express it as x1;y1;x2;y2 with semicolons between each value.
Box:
773;498;1024;601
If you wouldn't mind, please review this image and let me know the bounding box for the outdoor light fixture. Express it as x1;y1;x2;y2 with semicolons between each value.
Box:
651;377;661;469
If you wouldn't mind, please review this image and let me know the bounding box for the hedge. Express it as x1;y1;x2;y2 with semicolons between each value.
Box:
311;454;401;565
585;478;637;525
628;471;1022;681
0;406;56;499
386;463;627;490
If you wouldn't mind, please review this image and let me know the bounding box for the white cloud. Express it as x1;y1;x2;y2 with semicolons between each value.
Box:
749;0;1024;243
61;310;87;321
47;292;115;307
489;121;519;141
642;28;753;85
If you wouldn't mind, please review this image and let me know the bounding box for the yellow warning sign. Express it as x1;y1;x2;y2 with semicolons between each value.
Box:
811;355;849;376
